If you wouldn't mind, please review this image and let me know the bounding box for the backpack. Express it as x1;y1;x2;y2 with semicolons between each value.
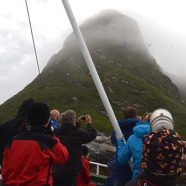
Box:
141;128;184;177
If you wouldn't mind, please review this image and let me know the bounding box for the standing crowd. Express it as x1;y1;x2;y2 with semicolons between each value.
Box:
0;98;97;186
0;98;185;186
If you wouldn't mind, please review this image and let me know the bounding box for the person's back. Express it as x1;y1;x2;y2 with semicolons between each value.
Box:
54;111;97;186
76;145;96;186
139;128;184;186
2;102;69;186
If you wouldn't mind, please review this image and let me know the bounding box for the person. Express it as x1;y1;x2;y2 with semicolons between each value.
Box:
50;109;61;131
0;98;35;166
117;117;150;180
126;108;184;186
53;110;97;186
2;102;69;186
76;145;96;186
104;106;140;186
135;128;184;186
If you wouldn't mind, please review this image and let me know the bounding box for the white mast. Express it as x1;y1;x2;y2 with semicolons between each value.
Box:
61;0;124;140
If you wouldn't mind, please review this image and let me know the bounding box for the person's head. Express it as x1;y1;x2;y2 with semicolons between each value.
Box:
81;145;89;156
150;108;174;132
141;128;184;178
61;110;76;126
123;106;137;119
50;109;61;121
26;102;50;127
16;98;35;118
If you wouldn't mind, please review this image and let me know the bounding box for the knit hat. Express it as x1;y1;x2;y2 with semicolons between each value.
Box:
141;128;184;177
27;102;50;126
150;108;174;131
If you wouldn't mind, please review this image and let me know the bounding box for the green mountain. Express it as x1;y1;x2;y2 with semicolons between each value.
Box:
0;10;186;138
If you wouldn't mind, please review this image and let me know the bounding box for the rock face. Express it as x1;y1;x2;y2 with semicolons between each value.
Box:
87;132;115;164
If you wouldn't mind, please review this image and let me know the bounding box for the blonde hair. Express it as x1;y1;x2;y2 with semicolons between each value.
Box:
50;109;60;121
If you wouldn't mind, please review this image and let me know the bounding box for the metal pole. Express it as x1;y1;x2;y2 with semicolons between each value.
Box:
61;0;124;140
25;0;41;81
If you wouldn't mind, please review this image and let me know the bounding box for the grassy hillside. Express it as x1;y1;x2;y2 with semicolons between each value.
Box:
0;10;186;139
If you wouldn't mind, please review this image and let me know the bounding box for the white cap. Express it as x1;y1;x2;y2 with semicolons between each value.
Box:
150;108;174;131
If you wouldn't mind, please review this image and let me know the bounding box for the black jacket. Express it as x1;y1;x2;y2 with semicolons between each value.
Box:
0;117;25;165
0;98;34;166
53;123;97;185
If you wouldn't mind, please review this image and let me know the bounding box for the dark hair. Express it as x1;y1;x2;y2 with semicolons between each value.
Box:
123;106;137;119
81;145;89;156
26;102;50;126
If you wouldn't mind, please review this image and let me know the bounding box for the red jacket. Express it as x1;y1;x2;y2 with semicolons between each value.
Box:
2;131;69;186
76;156;96;186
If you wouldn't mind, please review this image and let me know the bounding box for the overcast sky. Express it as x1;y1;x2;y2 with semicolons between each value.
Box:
0;0;186;104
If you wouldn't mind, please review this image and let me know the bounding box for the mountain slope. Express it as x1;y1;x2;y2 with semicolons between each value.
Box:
0;10;186;137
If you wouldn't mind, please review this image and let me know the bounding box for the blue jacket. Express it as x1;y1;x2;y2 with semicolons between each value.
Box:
111;118;139;146
117;121;150;180
106;118;139;184
50;118;61;130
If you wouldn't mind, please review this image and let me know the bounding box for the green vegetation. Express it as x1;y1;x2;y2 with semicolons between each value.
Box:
0;10;186;139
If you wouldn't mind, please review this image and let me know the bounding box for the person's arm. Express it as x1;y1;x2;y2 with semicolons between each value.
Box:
75;124;97;144
117;137;132;164
111;130;117;146
75;115;97;144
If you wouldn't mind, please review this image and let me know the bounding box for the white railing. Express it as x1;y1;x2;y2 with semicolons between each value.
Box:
90;161;108;175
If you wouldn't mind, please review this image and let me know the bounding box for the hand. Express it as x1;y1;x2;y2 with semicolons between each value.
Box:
77;114;92;124
142;112;151;121
85;114;92;124
77;115;86;123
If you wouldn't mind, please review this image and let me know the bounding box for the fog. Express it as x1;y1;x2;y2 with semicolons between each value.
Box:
0;0;186;104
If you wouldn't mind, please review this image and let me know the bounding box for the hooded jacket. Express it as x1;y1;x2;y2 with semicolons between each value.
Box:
117;121;150;180
104;118;139;185
76;155;96;186
2;129;69;186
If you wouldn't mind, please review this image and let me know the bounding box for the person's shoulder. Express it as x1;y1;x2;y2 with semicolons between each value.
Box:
127;134;135;143
118;118;139;125
127;134;142;149
14;132;58;149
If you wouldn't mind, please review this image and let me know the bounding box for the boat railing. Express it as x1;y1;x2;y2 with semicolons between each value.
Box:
90;161;108;175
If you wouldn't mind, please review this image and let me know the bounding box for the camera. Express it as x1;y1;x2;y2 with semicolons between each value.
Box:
81;115;87;121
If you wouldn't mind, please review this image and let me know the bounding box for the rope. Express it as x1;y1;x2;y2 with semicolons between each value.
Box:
25;0;41;81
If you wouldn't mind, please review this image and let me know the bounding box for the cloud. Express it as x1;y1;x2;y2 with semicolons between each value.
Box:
0;0;186;104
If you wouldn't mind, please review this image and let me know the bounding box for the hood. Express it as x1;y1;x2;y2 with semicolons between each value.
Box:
133;121;150;138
